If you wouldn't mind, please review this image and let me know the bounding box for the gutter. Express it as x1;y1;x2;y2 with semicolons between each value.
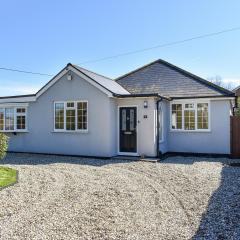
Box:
113;93;171;100
172;94;235;100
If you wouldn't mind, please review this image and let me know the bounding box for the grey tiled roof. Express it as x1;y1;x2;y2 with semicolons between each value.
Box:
116;59;234;98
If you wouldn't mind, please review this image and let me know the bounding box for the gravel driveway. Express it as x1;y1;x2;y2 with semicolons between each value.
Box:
0;153;240;240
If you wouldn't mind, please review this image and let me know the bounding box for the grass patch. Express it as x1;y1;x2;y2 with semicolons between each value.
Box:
0;167;17;188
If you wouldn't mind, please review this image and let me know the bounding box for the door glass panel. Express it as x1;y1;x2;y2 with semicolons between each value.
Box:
122;109;126;131
130;109;134;131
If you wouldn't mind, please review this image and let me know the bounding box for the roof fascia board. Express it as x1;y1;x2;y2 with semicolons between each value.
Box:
172;96;235;101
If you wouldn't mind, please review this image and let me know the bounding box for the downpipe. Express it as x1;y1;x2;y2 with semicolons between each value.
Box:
156;97;163;158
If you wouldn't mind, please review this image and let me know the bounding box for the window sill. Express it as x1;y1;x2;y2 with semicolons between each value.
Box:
170;129;211;133
52;130;89;134
0;130;29;133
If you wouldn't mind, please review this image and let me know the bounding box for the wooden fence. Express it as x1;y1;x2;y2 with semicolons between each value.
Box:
231;116;240;158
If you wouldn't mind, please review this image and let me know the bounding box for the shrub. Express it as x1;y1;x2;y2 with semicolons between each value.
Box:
0;133;8;159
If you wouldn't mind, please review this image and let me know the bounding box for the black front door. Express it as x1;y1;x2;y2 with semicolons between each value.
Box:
119;107;137;153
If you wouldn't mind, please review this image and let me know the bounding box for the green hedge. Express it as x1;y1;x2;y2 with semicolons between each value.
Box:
0;133;8;159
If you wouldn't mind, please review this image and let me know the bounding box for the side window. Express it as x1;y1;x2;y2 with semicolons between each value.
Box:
55;103;64;130
171;104;182;129
197;103;209;129
5;108;14;131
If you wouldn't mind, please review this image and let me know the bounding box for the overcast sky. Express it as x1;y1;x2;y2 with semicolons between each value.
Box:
0;0;240;96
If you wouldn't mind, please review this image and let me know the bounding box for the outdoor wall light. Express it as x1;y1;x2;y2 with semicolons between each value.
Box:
144;100;148;108
67;73;72;81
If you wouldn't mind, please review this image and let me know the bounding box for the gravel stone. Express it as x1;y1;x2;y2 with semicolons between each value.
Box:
0;153;240;240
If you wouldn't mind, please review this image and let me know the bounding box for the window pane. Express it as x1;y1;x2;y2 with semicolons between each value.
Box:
172;104;182;129
66;109;75;130
55;103;64;129
17;116;26;130
77;102;87;130
5;108;14;130
184;110;195;130
67;102;74;108
197;103;208;129
0;109;4;130
17;108;26;113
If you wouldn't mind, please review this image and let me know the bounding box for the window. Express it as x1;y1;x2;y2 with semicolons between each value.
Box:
184;104;195;130
171;102;209;131
66;108;76;130
16;108;26;130
0;107;27;132
171;104;182;129
55;103;64;130
5;108;14;130
54;101;88;131
197;103;208;129
77;102;87;130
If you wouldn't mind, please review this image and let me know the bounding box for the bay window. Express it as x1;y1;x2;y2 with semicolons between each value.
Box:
54;101;88;131
0;107;27;132
171;102;209;131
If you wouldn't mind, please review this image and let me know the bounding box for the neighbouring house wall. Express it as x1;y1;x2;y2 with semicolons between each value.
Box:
235;89;240;97
159;100;169;154
117;98;157;157
7;71;117;157
167;99;231;154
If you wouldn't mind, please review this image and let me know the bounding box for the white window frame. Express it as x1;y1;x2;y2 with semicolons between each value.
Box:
170;100;211;132
0;106;28;132
54;100;88;133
